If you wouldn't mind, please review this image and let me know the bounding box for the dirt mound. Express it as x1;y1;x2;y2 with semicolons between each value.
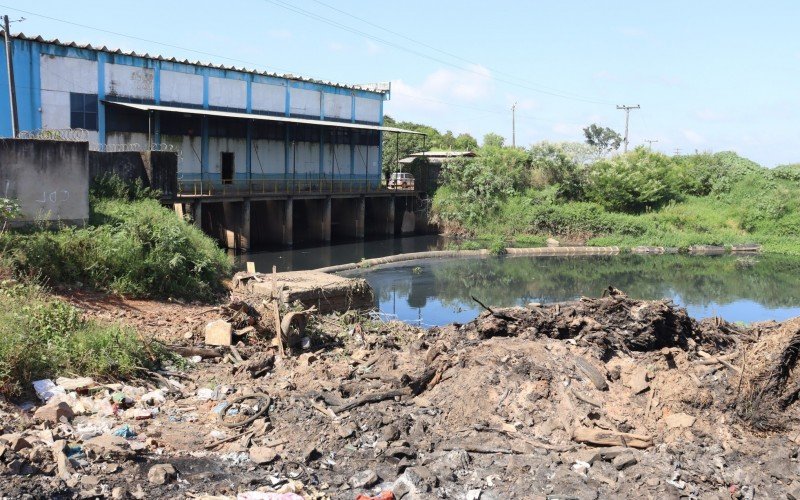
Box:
7;290;800;498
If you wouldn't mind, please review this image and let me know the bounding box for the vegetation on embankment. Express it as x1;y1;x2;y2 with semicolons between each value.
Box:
431;144;800;255
0;174;232;301
0;278;167;396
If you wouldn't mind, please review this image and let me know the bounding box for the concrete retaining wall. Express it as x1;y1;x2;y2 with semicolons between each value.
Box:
0;139;89;224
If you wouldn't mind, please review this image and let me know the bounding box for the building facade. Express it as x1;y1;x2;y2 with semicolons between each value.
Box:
0;32;406;188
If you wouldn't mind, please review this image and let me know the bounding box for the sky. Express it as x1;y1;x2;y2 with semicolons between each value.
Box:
3;0;799;166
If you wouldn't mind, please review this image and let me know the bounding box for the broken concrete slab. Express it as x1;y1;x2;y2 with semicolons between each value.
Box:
664;412;696;429
204;320;233;346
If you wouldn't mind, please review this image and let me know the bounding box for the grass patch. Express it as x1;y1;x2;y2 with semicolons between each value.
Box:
0;280;166;396
1;197;232;301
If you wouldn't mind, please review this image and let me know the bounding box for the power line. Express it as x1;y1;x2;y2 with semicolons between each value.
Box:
644;139;658;150
308;0;603;101
0;3;305;77
263;0;613;105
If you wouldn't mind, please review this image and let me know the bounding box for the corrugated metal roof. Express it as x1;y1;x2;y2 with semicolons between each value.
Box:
409;151;476;157
8;31;390;94
105;101;426;135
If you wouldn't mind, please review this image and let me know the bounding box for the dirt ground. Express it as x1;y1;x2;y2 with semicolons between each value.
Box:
2;287;800;499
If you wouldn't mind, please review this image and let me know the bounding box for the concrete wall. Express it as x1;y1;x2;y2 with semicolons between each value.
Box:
161;70;203;105
0;139;89;223
88;150;178;197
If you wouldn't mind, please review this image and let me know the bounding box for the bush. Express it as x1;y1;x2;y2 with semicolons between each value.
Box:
2;199;231;300
585;147;677;212
529;142;586;201
0;281;165;396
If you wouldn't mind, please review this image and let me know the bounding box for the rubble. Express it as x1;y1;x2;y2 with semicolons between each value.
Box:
4;288;800;498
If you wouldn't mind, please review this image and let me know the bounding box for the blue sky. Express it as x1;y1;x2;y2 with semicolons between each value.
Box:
5;0;799;165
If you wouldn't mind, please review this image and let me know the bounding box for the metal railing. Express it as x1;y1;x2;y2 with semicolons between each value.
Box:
176;177;415;197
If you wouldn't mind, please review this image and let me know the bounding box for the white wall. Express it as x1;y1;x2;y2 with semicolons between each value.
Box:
105;63;154;100
288;141;320;175
354;145;380;175
208;137;248;177
354;97;380;123
39;54;98;143
252;82;285;113
161;70;203;105
289;87;321;117
209;77;246;109
324;93;352;120
324;144;351;176
161;134;203;174
252;139;285;176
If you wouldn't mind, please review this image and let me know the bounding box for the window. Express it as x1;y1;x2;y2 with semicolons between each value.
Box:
70;93;98;130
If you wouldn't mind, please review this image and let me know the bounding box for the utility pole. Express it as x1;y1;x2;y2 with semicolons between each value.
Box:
674;148;681;156
616;104;640;153
511;102;516;148
644;139;658;150
3;15;19;137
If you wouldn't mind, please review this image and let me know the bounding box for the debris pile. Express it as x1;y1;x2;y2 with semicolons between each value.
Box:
5;288;800;498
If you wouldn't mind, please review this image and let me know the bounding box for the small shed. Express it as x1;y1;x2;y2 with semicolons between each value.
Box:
398;150;477;193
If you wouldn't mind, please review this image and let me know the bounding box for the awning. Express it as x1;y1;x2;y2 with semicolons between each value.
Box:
104;101;426;135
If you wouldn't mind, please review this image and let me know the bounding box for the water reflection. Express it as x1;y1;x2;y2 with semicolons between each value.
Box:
347;254;800;326
236;235;447;272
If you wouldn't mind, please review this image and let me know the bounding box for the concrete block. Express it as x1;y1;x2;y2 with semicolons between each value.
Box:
204;320;233;346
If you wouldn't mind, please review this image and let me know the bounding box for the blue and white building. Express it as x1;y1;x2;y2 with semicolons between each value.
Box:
0;31;416;188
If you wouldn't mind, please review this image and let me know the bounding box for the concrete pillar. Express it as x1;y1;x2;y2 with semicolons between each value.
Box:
356;196;365;239
323;197;332;242
387;197;396;236
193;201;202;229
222;202;236;249
241;199;251;251
283;198;293;246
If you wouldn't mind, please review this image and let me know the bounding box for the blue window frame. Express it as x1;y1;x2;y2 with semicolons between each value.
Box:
70;93;98;131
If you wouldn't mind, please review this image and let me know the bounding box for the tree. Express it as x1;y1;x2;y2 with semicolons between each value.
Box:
453;133;478;151
582;124;622;154
483;132;505;148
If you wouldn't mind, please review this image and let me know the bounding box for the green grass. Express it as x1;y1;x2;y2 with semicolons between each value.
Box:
0;280;166;396
1;198;232;300
433;170;800;255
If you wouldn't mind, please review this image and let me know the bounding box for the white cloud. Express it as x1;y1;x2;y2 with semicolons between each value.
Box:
388;65;494;116
268;29;292;40
552;122;583;137
327;41;346;52
620;27;647;38
682;129;706;144
695;108;727;121
365;40;382;55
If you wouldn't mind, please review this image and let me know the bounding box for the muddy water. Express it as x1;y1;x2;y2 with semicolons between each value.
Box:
345;253;800;327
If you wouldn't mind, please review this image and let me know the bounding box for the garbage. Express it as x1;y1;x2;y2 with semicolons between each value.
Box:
356;492;395;500
112;425;137;439
55;376;95;392
197;388;218;401
141;389;166;405
237;493;304;500
33;379;65;402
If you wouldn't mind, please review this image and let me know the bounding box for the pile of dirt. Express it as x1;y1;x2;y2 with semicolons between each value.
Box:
4;289;800;499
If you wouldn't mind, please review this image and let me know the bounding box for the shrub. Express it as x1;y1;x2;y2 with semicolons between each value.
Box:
2;199;231;300
0;281;165;396
585;147;677;212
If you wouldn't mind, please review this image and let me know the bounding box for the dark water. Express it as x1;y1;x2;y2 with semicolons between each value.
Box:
235;235;447;273
344;253;800;327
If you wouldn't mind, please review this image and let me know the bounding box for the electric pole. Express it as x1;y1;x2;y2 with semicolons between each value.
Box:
3;15;19;137
511;102;516;148
644;139;658;150
616;104;640;153
674;148;681;156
